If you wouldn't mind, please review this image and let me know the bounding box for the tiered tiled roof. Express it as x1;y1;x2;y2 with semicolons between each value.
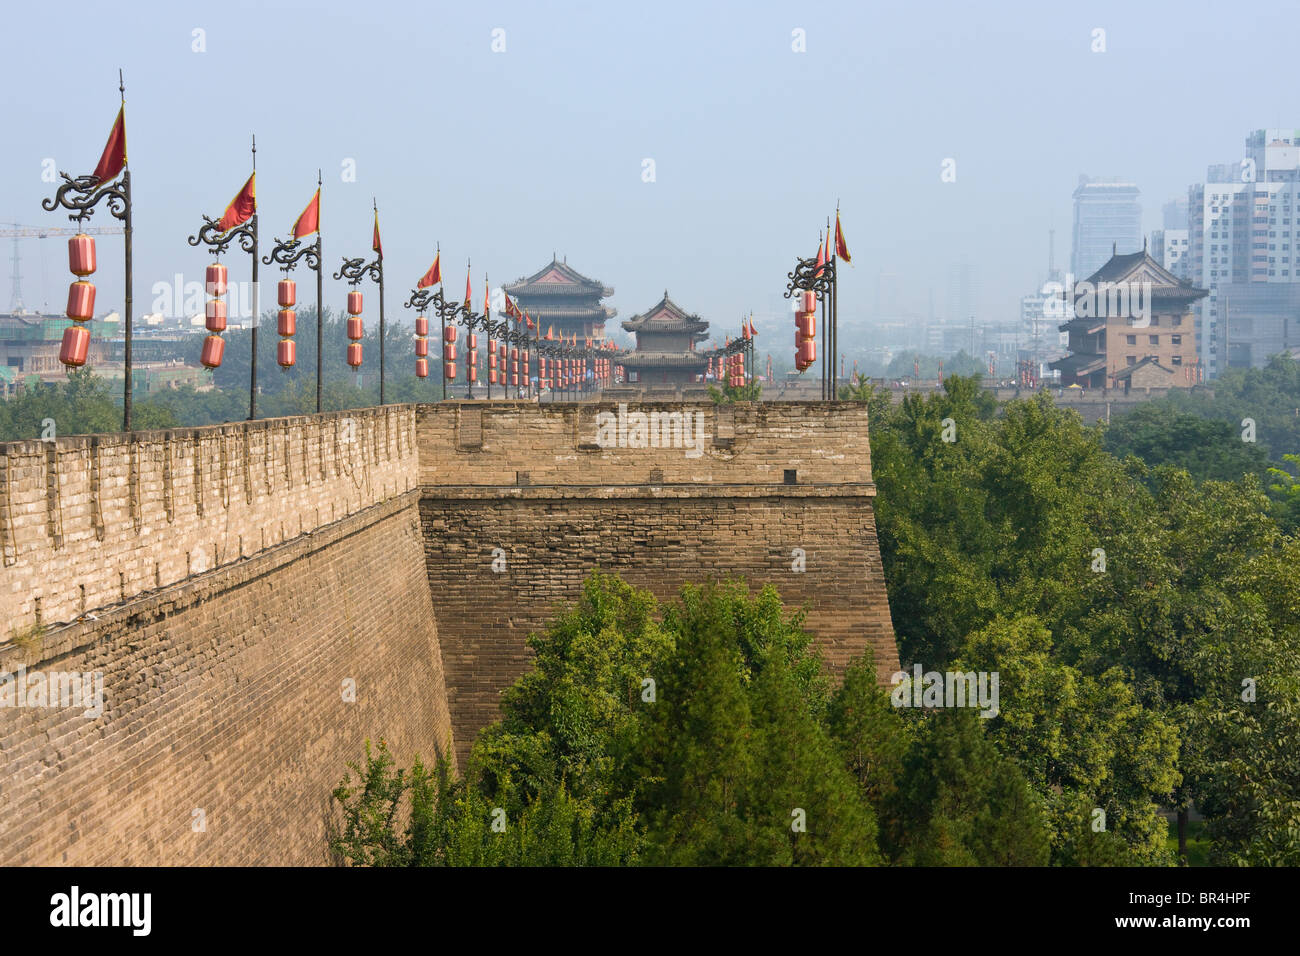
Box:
621;292;709;341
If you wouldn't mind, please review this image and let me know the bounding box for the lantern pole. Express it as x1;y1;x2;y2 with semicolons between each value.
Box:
187;137;259;419
43;73;132;429
403;282;436;396
782;231;834;398
262;230;321;404
333;211;382;397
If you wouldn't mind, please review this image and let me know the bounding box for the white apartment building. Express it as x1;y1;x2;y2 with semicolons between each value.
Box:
1187;129;1300;376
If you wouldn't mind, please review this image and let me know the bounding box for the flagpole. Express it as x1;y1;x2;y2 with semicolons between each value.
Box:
249;136;258;421
42;71;133;429
378;239;385;405
315;171;324;413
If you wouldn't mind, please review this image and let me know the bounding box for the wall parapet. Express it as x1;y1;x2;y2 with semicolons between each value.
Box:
416;400;873;489
0;405;419;636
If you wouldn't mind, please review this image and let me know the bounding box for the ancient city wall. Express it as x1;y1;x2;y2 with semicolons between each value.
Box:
0;399;897;860
415;401;898;763
0;409;451;865
0;405;419;634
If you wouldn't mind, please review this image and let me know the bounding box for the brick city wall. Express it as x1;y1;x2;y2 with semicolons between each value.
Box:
0;492;453;865
0;399;897;861
0;405;419;633
416;401;898;764
0;408;451;865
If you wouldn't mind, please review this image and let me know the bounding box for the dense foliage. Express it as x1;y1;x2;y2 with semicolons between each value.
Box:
331;575;1049;866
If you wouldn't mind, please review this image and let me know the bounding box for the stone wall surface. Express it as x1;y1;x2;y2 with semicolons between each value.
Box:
0;399;896;863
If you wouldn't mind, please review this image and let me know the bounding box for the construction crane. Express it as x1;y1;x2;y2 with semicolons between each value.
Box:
1;222;125;314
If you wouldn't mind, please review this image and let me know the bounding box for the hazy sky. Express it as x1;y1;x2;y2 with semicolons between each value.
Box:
3;0;1296;344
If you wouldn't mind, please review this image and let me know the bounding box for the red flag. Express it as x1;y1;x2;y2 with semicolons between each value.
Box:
835;210;851;263
215;172;256;232
749;319;758;337
814;235;827;275
418;253;441;289
545;325;553;341
465;267;472;309
505;297;517;318
91;106;127;183
292;189;320;239
483;278;490;317
372;209;382;259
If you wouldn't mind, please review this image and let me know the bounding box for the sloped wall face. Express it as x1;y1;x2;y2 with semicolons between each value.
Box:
0;494;452;866
0;409;451;866
416;402;899;765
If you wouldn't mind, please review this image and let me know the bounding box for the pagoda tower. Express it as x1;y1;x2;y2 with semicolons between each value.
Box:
620;291;710;385
504;255;615;340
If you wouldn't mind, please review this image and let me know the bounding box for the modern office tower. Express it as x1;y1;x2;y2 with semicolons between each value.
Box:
1151;229;1190;277
1071;176;1143;279
1163;197;1190;230
947;261;978;325
1186;129;1300;375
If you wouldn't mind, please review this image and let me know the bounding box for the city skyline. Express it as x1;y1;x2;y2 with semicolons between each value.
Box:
3;1;1298;340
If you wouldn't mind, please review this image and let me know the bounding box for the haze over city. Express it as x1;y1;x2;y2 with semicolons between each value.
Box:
4;0;1295;339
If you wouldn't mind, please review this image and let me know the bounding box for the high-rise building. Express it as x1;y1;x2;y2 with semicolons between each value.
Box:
1071;176;1142;279
946;262;978;324
1151;229;1189;277
1185;129;1300;375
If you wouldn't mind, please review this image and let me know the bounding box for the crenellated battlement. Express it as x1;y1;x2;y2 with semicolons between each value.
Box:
0;405;418;637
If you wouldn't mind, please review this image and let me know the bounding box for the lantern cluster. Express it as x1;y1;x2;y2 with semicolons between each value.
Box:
509;345;520;389
443;324;457;381
277;279;297;367
414;314;429;378
200;262;228;369
59;234;97;368
728;350;746;387
346;290;364;368
795;290;817;372
466;332;478;384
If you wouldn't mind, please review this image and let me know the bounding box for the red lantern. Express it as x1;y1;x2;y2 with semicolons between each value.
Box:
277;339;296;368
347;343;363;367
347;316;364;340
444;325;457;343
488;340;497;355
277;309;296;336
206;263;228;296
797;311;815;338
415;338;429;357
68;234;96;277
801;290;816;312
445;361;456;380
467;334;477;349
415;316;429;337
66;281;96;321
444;343;456;361
415;358;429;378
468;364;477;383
59;325;90;367
206;298;227;332
277;279;296;308
347;290;363;315
200;334;226;368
